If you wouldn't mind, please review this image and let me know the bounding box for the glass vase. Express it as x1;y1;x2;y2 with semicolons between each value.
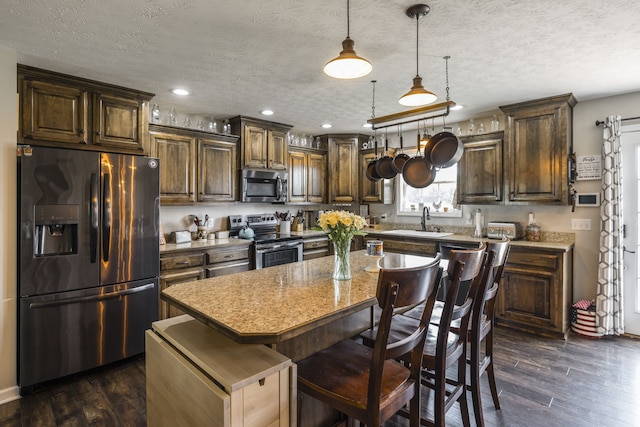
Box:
333;239;352;280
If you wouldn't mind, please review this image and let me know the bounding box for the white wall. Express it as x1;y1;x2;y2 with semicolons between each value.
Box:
0;45;18;403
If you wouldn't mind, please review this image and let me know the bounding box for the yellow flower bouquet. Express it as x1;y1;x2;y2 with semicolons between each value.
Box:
315;210;368;280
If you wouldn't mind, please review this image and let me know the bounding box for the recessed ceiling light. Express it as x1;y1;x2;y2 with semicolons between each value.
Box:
172;88;190;96
362;123;372;128
321;123;332;129
261;110;274;116
451;104;464;110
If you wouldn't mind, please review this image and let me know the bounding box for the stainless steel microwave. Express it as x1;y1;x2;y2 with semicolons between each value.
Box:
241;169;288;203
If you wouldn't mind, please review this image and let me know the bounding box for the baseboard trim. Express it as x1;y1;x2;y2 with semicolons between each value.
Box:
0;386;20;405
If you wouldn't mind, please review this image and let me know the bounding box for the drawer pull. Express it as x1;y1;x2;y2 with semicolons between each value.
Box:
224;254;233;258
259;378;265;386
176;261;190;265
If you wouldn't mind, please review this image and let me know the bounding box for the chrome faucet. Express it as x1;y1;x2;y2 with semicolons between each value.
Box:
420;206;431;231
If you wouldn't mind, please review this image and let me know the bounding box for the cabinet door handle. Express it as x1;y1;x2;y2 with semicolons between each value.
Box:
79;129;85;134
96;131;102;136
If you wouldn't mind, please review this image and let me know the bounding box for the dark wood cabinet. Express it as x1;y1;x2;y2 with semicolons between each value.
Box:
302;235;330;260
150;131;196;204
363;236;438;257
198;137;237;202
229;116;292;170
18;64;153;154
288;148;327;203
359;149;394;204
320;134;368;204
93;93;145;151
457;131;504;204
496;246;573;338
159;253;206;319
149;124;239;205
160;244;251;319
500;93;577;205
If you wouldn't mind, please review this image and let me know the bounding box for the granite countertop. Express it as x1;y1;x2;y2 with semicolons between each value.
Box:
161;250;436;344
365;229;574;252
160;237;252;254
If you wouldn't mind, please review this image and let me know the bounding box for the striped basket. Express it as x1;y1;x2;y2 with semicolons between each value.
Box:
570;299;603;338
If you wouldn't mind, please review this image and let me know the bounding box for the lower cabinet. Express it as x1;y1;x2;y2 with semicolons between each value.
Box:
303;235;329;260
160;245;250;319
363;236;438;257
146;315;293;427
496;246;573;338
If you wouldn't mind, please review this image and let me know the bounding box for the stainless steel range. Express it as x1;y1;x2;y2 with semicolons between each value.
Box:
228;214;303;269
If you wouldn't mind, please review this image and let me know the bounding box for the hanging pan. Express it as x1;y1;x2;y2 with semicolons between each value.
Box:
402;131;437;188
426;131;463;168
375;133;397;179
391;125;410;174
366;137;382;182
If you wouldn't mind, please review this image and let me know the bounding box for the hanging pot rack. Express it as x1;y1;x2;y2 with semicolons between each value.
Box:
366;100;455;131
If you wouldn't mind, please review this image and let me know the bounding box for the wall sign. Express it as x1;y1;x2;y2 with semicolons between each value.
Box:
576;155;602;180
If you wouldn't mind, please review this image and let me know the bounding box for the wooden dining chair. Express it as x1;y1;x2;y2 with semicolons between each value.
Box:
296;254;443;427
417;240;510;427
466;239;510;427
361;245;487;427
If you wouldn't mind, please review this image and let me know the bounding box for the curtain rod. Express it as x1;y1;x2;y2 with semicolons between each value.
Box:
594;116;640;126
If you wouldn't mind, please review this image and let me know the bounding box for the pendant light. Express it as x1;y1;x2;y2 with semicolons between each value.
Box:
399;4;437;107
323;0;372;79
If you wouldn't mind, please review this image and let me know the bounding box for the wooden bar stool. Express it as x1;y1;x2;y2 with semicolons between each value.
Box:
418;240;510;427
362;246;487;427
296;254;443;426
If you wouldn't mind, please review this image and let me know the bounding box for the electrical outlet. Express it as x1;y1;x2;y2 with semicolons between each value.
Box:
571;219;592;231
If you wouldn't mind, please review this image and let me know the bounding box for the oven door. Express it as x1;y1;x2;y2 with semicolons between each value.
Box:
255;240;303;269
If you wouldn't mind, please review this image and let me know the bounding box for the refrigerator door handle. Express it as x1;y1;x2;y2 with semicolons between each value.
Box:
102;173;111;262
28;282;156;309
90;173;99;263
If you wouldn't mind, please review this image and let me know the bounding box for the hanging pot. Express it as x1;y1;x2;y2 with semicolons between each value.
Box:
391;134;410;174
366;137;382;182
402;132;437;188
427;131;464;168
375;136;397;179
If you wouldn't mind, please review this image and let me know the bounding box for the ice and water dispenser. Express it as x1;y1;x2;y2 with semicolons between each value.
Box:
34;205;79;256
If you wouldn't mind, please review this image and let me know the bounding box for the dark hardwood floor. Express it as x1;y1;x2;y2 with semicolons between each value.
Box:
1;327;638;427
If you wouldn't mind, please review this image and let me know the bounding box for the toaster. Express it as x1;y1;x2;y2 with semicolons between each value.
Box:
487;222;521;240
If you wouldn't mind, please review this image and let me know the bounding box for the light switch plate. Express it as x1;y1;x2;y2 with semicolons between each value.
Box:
571;219;592;231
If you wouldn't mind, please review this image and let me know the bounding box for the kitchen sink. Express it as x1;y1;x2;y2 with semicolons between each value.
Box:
377;230;454;239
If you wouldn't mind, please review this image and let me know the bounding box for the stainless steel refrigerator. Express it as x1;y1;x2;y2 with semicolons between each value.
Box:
17;146;160;394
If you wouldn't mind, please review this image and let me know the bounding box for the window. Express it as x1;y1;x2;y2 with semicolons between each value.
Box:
396;164;461;217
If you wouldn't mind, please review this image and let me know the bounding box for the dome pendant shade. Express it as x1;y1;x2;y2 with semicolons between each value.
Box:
399;75;437;106
324;37;373;79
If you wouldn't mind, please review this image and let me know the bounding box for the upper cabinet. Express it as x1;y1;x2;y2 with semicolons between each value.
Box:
288;147;327;203
500;93;577;205
457;131;504;205
18;64;154;154
149;124;239;205
359;149;394;204
229;116;292;170
319;134;368;204
458;94;576;206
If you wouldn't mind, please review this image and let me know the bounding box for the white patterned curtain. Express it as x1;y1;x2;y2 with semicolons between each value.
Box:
596;115;624;335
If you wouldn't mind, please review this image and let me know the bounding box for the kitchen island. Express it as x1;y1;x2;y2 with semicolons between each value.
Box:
161;250;434;359
160;250;437;426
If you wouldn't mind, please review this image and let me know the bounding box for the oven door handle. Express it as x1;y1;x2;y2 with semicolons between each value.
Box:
257;241;302;251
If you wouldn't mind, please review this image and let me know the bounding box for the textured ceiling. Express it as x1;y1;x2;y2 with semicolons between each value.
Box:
2;0;639;134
